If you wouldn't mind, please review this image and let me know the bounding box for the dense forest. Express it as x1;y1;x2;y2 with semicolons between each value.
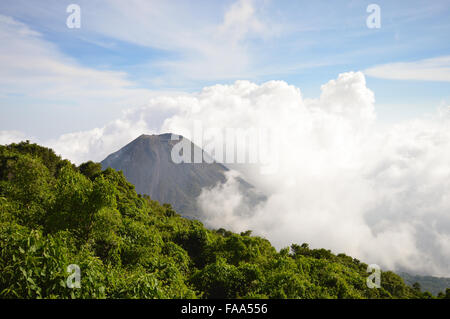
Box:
0;141;449;299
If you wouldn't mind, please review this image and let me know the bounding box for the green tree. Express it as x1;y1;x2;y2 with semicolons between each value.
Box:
79;161;102;180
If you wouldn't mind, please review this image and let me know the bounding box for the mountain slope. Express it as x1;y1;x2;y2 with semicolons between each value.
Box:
101;133;264;218
400;272;450;296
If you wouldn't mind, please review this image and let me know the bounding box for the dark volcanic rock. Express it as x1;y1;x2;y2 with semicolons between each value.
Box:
101;133;264;218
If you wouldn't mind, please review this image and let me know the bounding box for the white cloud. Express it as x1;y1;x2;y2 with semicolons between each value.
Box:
0;130;28;145
364;56;450;82
46;111;155;164
219;0;267;42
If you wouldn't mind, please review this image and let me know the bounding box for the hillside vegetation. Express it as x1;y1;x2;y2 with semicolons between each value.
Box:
0;141;448;299
400;272;450;297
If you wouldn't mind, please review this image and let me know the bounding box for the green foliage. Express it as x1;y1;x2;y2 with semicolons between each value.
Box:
0;142;440;299
79;161;102;180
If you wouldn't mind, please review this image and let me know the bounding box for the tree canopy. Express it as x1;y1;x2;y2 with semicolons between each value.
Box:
0;142;447;299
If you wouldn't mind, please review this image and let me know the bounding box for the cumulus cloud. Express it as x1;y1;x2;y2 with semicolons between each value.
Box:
3;71;449;276
156;71;449;277
46;113;152;164
197;170;265;228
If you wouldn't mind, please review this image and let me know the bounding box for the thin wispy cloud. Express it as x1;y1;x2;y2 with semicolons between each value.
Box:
365;56;450;82
94;0;276;82
0;15;149;100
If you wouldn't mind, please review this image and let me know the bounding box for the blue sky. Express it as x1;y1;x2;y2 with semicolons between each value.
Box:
0;0;450;139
